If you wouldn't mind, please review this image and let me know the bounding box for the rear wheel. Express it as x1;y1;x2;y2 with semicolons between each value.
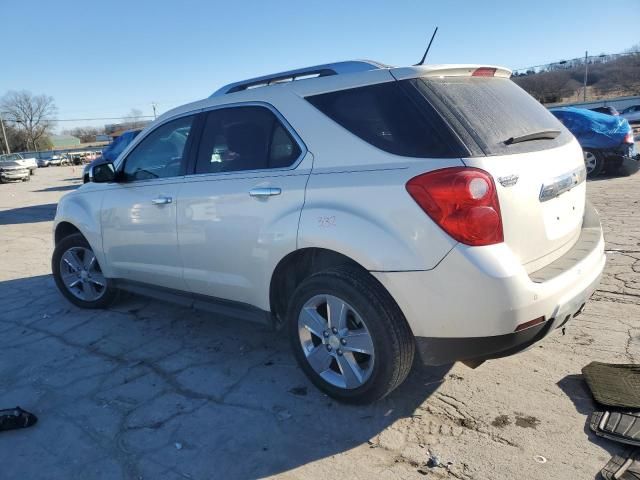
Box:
52;233;118;309
583;150;604;178
287;266;414;403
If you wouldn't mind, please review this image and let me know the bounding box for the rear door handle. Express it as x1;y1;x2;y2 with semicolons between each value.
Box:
249;187;281;198
151;196;172;205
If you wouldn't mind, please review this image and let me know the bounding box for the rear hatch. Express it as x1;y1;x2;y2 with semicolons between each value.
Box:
393;67;586;271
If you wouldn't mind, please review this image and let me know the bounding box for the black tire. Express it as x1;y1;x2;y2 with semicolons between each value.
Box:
287;265;415;404
52;233;119;309
584;149;604;178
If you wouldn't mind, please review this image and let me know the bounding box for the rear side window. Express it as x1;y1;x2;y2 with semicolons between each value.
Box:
195;106;302;174
306;82;466;158
412;77;571;156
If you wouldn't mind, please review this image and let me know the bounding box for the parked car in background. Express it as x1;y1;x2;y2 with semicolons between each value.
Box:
621;105;640;124
0;155;30;182
55;60;605;403
0;153;37;175
551;107;638;178
48;153;65;166
590;106;619;116
37;154;53;167
83;129;142;182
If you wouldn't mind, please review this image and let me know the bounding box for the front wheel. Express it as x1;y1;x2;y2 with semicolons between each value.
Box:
52;233;118;309
584;150;604;178
287;266;414;404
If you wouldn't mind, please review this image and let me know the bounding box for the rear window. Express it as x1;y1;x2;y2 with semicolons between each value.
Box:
306;82;466;158
412;77;571;156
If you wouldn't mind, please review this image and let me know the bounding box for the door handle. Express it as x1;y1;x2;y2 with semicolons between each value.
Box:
151;196;173;205
249;187;281;198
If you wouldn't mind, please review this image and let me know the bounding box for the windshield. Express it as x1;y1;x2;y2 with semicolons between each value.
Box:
0;154;20;162
411;77;571;156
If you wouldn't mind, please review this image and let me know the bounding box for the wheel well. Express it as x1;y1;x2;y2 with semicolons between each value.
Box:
55;222;81;245
269;248;367;327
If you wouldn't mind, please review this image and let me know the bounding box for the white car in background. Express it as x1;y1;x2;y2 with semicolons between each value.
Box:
52;60;605;403
0;153;37;174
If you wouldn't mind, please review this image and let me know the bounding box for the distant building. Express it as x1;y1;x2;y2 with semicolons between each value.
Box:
50;135;81;148
96;134;111;142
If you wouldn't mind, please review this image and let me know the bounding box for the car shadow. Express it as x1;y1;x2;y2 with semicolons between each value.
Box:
556;374;628;465
33;184;80;193
0;203;57;225
0;274;451;480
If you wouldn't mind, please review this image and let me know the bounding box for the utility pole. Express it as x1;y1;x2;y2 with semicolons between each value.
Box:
583;50;588;102
0;112;10;154
152;102;158;120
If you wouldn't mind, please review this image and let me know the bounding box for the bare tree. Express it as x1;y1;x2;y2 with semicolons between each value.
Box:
122;108;145;129
63;126;104;143
1;91;57;151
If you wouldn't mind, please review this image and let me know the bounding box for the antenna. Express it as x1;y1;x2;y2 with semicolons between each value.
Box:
416;27;439;66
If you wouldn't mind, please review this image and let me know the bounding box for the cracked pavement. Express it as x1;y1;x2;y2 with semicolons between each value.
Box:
0;166;638;479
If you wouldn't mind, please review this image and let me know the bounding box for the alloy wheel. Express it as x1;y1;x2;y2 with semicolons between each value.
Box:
584;151;597;175
298;294;375;389
59;246;107;301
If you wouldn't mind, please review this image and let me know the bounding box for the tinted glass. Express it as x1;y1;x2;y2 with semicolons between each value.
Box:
413;77;571;156
122;116;193;181
195;106;301;174
306;82;465;158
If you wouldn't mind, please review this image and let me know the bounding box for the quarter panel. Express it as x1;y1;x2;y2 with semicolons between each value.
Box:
298;162;463;272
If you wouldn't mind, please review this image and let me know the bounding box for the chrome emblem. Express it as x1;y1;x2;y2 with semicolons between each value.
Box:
539;166;586;202
498;174;519;187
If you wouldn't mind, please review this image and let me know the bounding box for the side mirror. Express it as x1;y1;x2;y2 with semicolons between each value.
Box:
90;162;116;183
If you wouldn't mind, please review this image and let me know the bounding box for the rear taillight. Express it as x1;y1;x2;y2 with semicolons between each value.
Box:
624;131;634;144
472;67;496;77
406;167;503;246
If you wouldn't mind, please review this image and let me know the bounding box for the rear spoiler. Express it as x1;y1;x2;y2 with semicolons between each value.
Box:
390;64;512;81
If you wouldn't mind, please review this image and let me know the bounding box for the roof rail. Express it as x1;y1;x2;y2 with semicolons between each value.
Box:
210;60;387;97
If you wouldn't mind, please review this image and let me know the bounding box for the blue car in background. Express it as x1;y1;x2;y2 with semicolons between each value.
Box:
83;129;142;183
550;107;638;178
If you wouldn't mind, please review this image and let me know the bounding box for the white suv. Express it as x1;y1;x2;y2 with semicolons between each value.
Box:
52;61;605;403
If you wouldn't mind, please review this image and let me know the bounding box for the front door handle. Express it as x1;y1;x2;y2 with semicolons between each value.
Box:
151;196;173;205
249;187;281;198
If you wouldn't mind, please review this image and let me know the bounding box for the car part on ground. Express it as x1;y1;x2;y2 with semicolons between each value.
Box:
590;410;640;447
582;362;640;409
601;449;640;480
52;59;606;402
0;407;38;432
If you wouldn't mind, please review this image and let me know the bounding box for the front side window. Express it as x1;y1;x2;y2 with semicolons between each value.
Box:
122;116;194;181
195;106;301;174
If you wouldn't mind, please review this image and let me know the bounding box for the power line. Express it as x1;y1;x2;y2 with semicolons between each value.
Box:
52;116;155;122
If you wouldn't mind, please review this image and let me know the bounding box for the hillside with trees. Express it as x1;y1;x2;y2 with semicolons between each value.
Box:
513;46;640;104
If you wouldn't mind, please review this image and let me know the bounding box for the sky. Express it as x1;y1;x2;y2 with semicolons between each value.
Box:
1;0;639;132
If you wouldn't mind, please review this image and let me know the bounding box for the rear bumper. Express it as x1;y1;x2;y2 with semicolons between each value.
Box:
373;201;606;365
414;269;600;364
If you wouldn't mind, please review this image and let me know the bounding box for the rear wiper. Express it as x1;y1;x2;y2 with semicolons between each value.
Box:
504;129;561;145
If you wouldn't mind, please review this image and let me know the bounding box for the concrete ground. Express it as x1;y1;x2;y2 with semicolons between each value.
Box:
0;165;638;480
